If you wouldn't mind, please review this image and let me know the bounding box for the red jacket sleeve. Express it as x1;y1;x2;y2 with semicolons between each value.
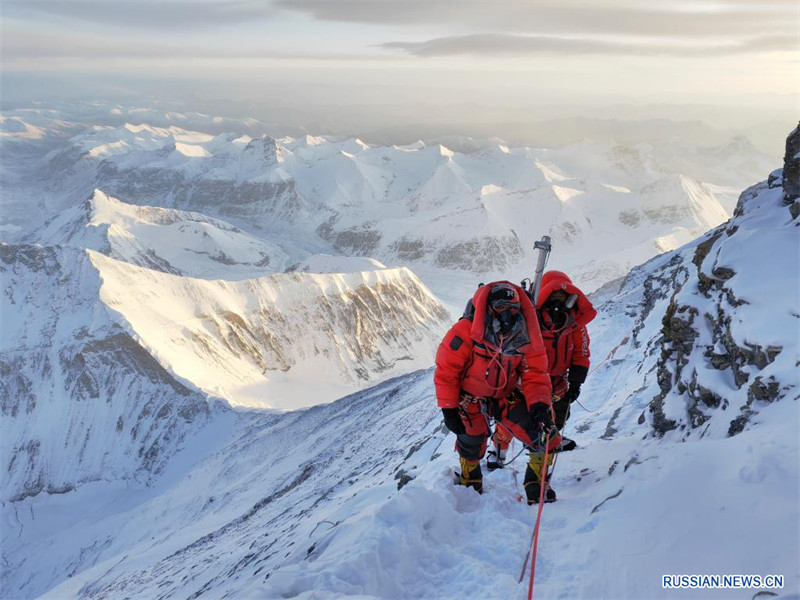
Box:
434;319;473;408
571;324;591;369
519;345;553;408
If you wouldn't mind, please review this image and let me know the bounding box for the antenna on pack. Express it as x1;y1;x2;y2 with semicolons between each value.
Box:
531;236;552;304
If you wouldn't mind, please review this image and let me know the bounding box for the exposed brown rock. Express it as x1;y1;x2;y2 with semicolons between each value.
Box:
783;122;800;204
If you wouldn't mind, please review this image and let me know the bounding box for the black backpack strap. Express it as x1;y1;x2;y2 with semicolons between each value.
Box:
461;298;475;321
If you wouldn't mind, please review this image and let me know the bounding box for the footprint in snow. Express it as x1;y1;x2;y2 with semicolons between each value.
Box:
543;516;568;531
576;518;599;534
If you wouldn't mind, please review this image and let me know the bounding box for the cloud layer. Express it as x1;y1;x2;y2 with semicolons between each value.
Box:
381;33;797;58
281;0;796;39
2;0;796;137
4;1;278;30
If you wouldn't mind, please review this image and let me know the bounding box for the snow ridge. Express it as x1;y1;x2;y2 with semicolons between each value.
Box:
38;189;290;278
91;252;450;408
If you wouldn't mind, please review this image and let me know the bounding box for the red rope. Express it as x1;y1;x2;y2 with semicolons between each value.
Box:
587;331;632;376
484;334;510;392
526;432;551;600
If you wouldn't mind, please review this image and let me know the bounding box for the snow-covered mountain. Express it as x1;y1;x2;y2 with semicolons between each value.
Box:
1;245;448;414
582;167;797;443
38;189;290;279
0;244;214;504
1;104;779;308
91;251;449;408
2;134;796;599
1;100;306;140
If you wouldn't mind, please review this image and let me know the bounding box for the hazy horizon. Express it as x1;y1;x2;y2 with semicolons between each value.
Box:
2;0;798;153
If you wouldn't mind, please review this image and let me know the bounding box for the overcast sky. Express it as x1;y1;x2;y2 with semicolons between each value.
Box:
2;0;797;142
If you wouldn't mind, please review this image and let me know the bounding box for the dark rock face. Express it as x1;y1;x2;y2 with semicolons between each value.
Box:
435;234;524;273
783;122;800;204
244;136;280;166
390;236;428;261
646;181;790;438
333;226;382;255
768;168;782;189
91;161;305;225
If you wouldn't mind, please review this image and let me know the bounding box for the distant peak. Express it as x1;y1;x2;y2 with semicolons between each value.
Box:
90;188;110;202
713;135;756;155
174;142;211;158
244;135;281;164
393;140;425;151
123;123;153;134
304;134;325;146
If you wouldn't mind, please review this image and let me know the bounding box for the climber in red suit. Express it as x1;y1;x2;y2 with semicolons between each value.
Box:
434;281;555;494
490;270;597;503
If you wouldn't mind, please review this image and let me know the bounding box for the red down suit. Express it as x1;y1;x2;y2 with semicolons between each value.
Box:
434;281;551;411
536;270;597;398
434;282;555;456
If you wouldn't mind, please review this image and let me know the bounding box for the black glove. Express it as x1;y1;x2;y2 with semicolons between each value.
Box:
565;365;588;403
563;382;581;404
442;408;465;435
528;402;557;443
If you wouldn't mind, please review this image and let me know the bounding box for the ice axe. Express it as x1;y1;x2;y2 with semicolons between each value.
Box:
530;236;552;304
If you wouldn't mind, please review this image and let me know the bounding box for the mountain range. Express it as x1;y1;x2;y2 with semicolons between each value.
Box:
2;105;779;310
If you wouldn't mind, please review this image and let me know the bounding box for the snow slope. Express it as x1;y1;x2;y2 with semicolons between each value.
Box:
581;174;798;444
3;168;797;599
9;369;797;599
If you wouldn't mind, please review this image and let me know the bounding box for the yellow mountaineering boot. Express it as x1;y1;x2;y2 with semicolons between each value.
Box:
523;451;556;504
457;456;483;493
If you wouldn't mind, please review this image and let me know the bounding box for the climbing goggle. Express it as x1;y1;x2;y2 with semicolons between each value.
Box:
490;299;520;312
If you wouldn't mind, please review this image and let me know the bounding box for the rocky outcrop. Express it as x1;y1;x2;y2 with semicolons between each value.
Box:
435;234;524;273
333;224;383;255
649;265;693;436
98;163;306;223
244;136;281;166
646;172;792;438
644;120;797;438
782;122;800;205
